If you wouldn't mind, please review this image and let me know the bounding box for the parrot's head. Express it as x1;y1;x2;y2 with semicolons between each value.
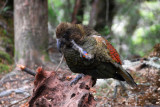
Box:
56;22;85;52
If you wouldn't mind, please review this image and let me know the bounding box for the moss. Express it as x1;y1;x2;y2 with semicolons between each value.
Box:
97;26;110;36
0;8;14;74
1;36;13;45
0;15;14;50
0;63;10;73
43;51;50;61
0;50;13;64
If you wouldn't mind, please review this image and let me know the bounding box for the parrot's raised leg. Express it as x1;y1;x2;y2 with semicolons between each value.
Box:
113;80;127;98
70;74;85;86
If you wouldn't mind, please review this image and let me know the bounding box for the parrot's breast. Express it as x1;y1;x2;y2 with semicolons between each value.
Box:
63;48;96;73
61;36;125;81
63;48;124;80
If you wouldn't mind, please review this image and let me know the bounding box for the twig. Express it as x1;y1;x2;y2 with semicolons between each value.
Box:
0;86;30;97
0;0;8;13
17;65;36;76
55;55;64;72
0;70;18;85
8;95;30;107
123;57;160;70
22;67;36;76
129;58;148;62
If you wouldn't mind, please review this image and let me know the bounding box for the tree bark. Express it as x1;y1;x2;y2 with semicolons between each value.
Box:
71;0;85;24
14;0;48;68
89;0;115;31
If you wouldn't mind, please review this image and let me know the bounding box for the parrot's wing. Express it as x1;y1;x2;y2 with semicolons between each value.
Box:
92;35;137;87
92;35;122;64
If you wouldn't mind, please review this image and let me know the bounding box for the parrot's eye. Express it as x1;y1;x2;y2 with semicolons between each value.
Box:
63;31;70;41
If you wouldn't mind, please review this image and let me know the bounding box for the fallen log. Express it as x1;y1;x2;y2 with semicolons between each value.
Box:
19;66;97;107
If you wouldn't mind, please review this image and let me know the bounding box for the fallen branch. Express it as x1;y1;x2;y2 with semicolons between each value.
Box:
17;65;36;76
0;70;19;86
123;57;160;70
0;86;29;97
8;95;30;107
55;55;64;72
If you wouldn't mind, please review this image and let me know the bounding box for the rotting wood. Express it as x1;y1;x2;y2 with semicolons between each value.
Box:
18;67;97;107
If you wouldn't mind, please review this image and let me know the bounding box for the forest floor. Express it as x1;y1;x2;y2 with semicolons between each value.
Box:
0;53;160;107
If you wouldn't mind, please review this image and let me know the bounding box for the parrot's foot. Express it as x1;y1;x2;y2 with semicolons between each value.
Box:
70;74;84;86
113;84;118;99
113;81;127;99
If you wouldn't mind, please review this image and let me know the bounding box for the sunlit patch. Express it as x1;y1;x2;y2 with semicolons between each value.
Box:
17;64;25;70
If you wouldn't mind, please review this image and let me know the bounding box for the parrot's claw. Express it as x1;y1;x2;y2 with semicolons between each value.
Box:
113;81;127;99
70;74;84;86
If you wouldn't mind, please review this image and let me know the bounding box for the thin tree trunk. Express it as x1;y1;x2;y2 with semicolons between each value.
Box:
71;0;85;24
89;0;115;31
14;0;48;68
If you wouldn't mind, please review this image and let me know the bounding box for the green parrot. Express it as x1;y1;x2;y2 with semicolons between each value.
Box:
56;22;137;87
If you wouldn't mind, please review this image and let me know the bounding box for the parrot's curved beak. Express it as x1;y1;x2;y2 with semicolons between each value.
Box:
57;39;62;53
57;38;73;53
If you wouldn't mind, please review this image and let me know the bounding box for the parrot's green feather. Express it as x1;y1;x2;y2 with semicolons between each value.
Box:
56;22;137;87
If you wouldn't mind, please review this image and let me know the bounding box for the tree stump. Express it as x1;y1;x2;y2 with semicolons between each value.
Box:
29;67;97;107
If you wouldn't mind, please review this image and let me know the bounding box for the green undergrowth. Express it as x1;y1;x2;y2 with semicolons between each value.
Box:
0;14;14;73
0;50;13;73
0;51;13;64
0;63;10;73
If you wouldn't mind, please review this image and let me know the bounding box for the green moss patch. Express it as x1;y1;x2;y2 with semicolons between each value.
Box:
0;63;10;73
0;50;13;64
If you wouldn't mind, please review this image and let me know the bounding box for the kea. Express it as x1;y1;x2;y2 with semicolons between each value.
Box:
56;22;137;87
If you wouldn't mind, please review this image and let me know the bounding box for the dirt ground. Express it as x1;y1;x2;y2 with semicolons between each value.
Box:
0;55;160;107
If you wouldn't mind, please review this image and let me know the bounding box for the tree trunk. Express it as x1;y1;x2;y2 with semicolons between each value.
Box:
89;0;115;31
71;0;85;24
14;0;48;68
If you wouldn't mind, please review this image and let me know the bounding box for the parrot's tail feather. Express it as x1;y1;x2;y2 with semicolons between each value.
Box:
119;69;137;87
115;63;137;87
